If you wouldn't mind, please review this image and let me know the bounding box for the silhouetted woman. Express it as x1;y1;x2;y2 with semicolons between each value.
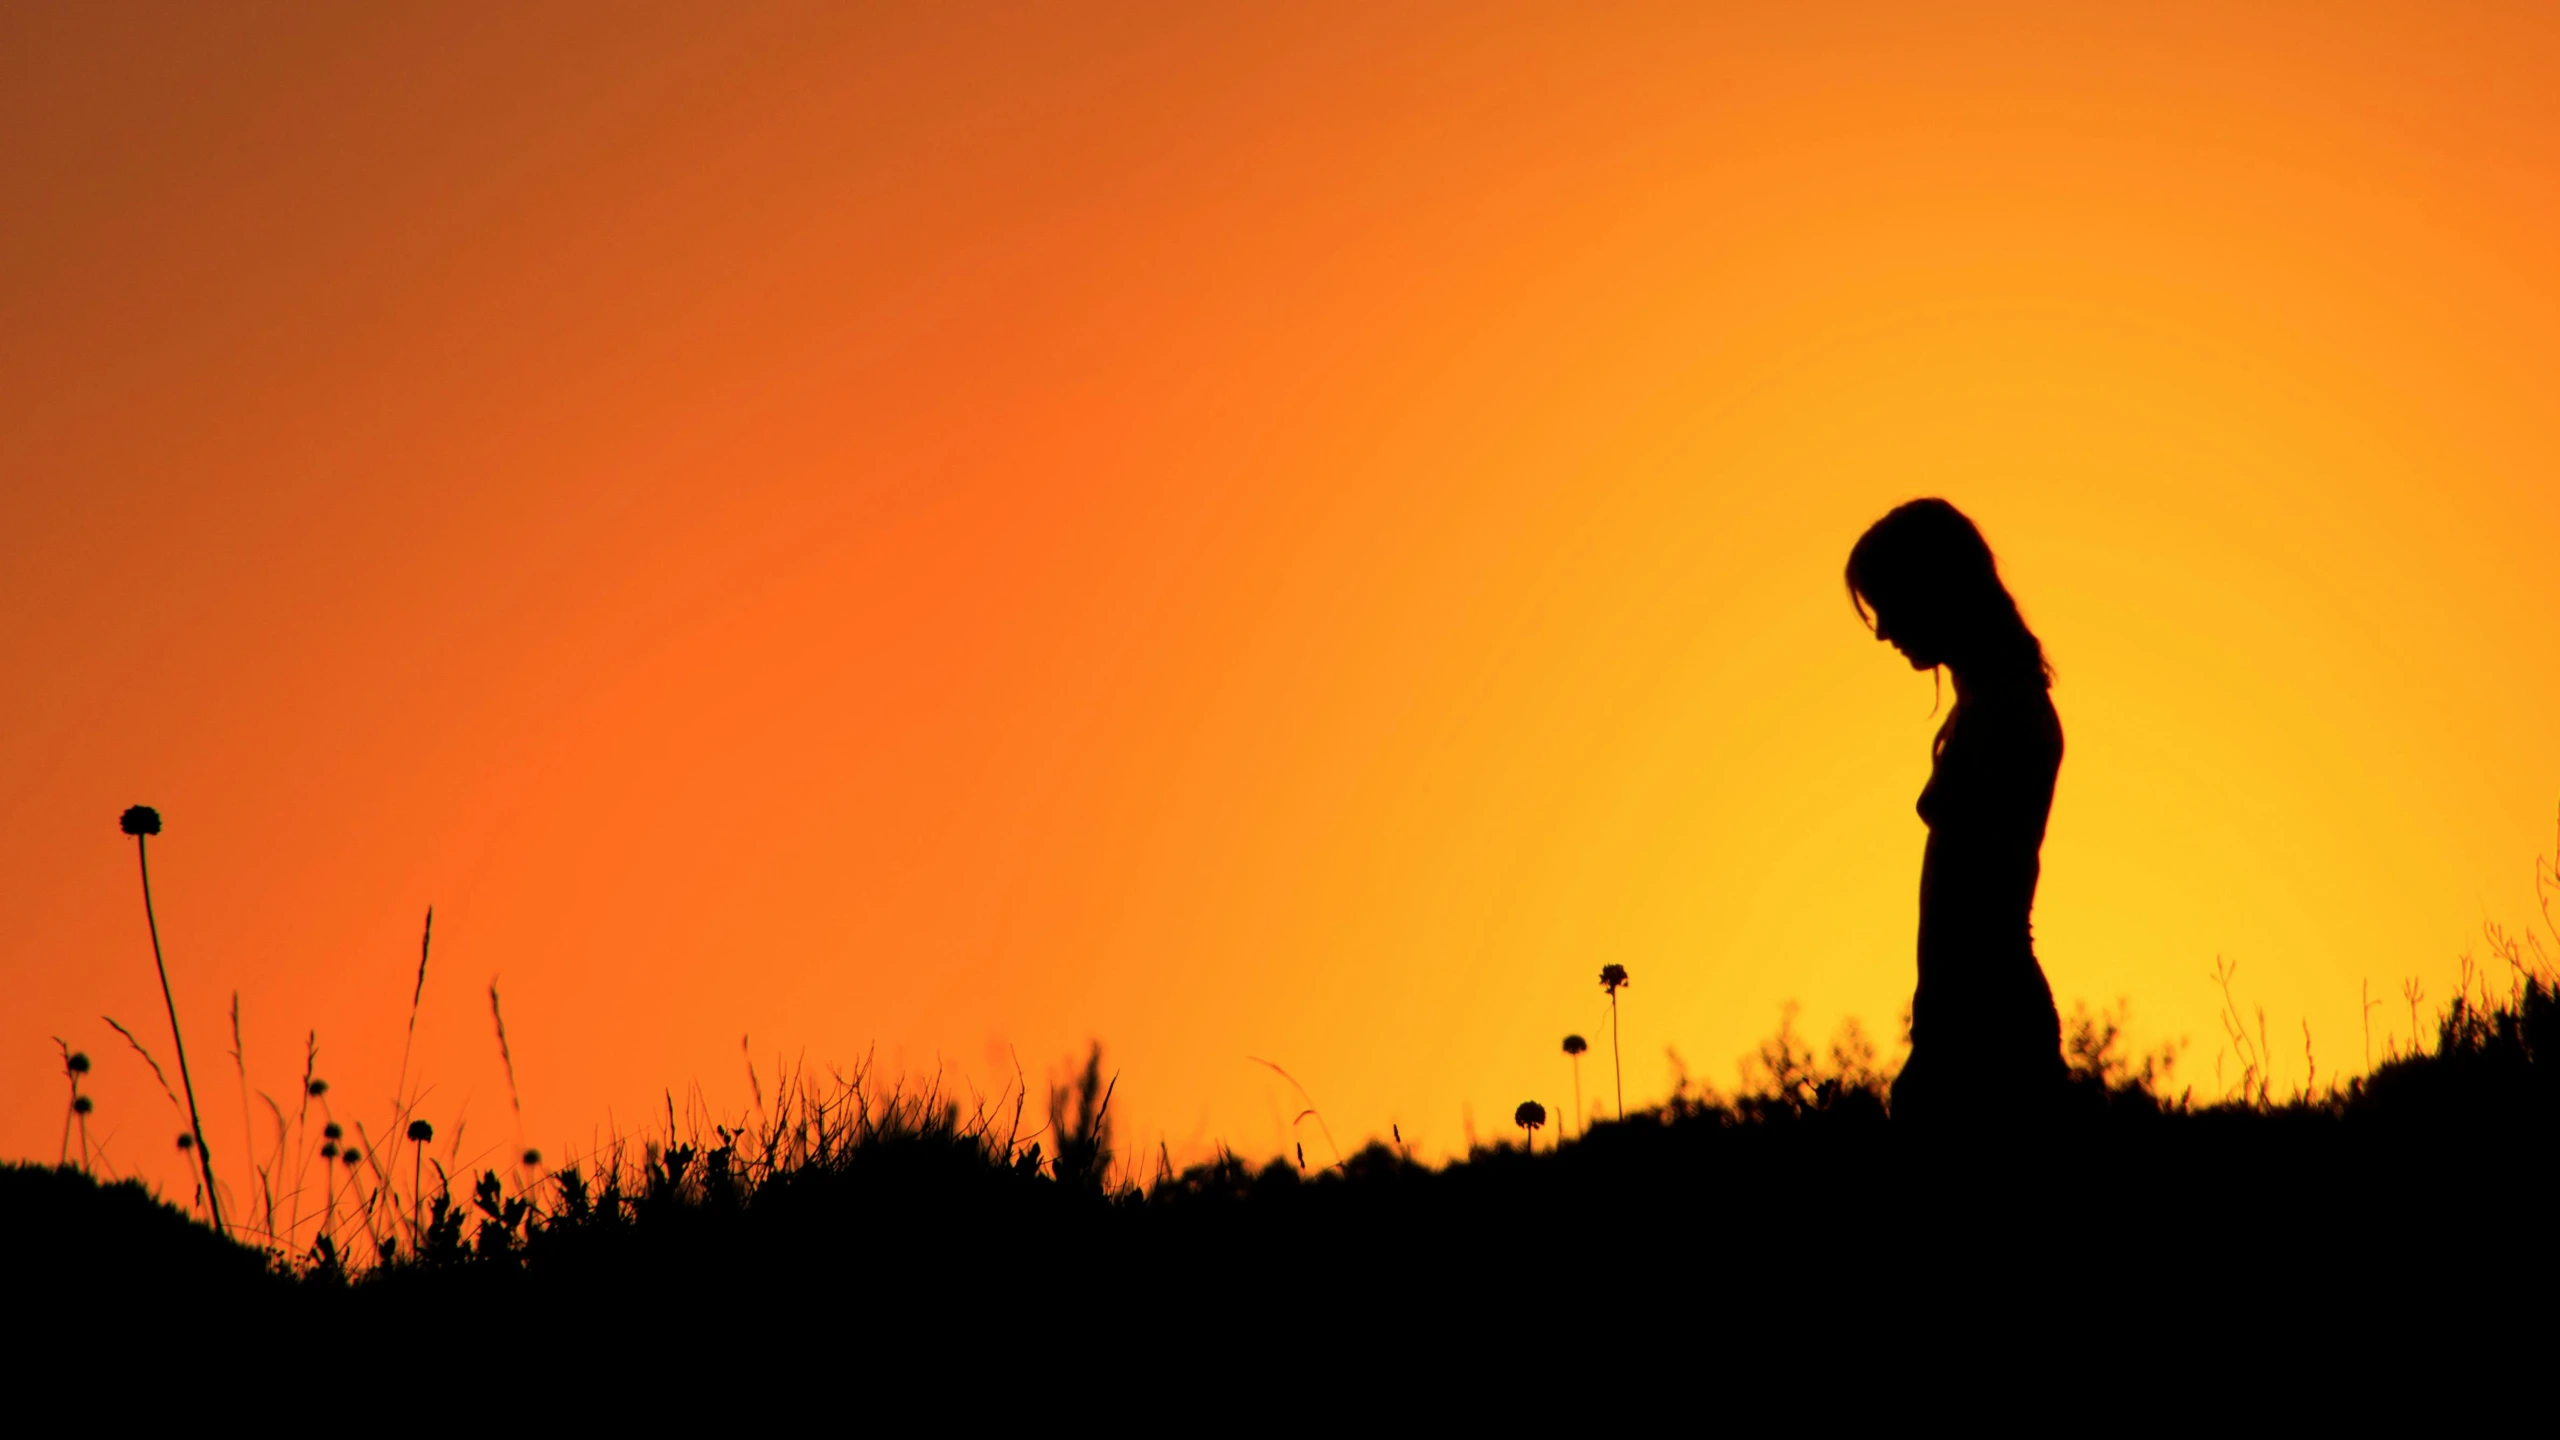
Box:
1848;499;2067;1121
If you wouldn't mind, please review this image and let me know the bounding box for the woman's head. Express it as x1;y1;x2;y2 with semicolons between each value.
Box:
1846;498;2050;685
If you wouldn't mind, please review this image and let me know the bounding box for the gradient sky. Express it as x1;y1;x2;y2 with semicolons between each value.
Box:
7;2;2557;1212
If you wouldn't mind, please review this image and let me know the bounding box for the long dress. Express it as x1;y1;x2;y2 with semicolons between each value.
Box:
1890;678;2068;1120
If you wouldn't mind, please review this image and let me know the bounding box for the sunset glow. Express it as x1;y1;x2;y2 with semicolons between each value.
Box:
7;3;2557;1204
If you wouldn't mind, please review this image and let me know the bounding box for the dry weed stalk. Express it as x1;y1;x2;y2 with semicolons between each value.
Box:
1599;964;1630;1120
122;805;222;1233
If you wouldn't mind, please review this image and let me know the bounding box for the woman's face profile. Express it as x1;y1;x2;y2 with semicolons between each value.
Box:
1867;592;1946;670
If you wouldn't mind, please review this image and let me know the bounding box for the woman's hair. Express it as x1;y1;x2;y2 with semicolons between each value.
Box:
1845;498;2052;688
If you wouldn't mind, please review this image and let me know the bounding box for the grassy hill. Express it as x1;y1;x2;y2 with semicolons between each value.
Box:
17;974;2555;1386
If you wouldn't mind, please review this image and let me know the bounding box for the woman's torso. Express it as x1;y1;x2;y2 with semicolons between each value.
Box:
1915;684;2062;1008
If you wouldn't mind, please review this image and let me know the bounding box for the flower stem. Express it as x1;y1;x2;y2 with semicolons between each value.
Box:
1611;992;1623;1121
137;834;223;1235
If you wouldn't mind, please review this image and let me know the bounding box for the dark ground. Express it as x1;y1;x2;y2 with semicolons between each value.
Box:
14;982;2556;1397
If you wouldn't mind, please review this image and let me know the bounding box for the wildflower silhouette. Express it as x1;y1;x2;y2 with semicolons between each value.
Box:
320;1123;345;1225
1599;964;1631;1120
123;804;221;1233
67;1052;96;1172
57;1044;93;1169
406;1118;433;1248
522;1149;542;1168
1514;1100;1547;1152
1561;1035;1588;1138
308;1078;328;1097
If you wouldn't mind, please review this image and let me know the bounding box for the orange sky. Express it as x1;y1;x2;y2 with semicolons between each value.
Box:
7;2;2557;1213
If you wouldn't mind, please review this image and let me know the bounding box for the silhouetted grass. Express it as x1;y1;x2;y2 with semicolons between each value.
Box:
45;978;2560;1306
26;814;2560;1383
25;976;2553;1377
